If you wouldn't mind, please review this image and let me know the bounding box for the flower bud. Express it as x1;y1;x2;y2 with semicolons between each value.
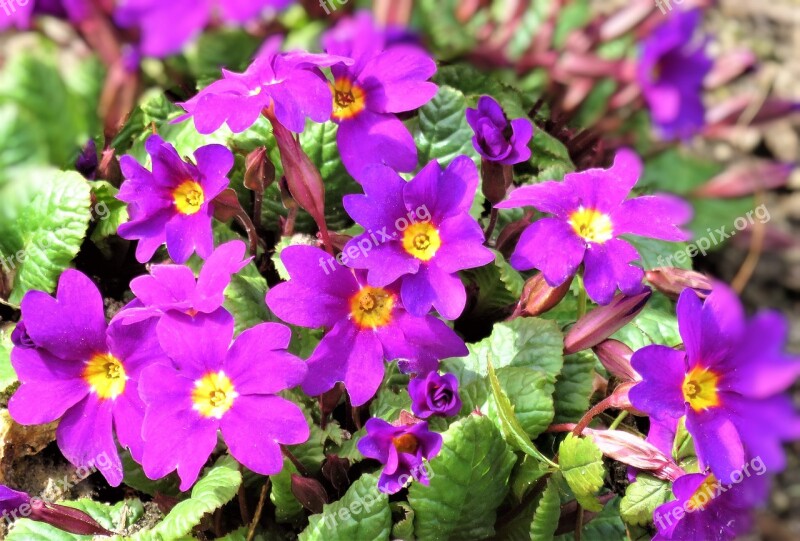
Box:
592;339;639;382
514;273;573;318
691;161;794;199
564;289;651;354
645;268;712;300
583;428;684;481
29;498;114;536
244;147;276;193
290;475;329;515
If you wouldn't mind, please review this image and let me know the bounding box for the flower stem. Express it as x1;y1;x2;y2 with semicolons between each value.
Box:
576;274;587;319
608;410;628;430
246;479;271;541
484;208;499;240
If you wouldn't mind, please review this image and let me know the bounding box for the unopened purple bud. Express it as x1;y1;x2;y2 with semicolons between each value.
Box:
583;428;684;481
290;475;329;515
645;268;712;300
10;321;36;349
691;161;794;199
592;339;639;382
409;372;462;419
564;289;651;354
514;273;573;318
29;499;113;536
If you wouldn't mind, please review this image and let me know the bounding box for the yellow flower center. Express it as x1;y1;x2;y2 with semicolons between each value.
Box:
83;353;127;400
349;286;395;329
686;474;718;511
568;207;614;244
392;433;419;455
173;180;205;215
192;371;238;419
330;77;366;121
682;366;720;412
402;222;442;261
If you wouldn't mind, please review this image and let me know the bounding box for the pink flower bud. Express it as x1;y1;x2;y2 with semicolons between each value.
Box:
645;268;713;300
564;289;651;354
583;428;684;481
592;339;639;382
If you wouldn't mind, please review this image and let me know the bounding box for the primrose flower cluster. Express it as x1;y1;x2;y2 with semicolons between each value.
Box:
4;8;800;541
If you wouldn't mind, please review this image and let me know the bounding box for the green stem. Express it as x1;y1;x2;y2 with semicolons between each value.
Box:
608;410;629;430
576;274;587;319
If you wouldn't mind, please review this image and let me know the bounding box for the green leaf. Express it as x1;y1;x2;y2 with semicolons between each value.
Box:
552;351;596;423
0;104;48;171
612;303;681;350
270;458;304;523
433;64;530;119
487;361;558;467
460;250;524;315
0;324;17;394
511;455;549;501
523;128;575;183
639;149;721;195
121;450;181;498
441;317;564;387
184;29;261;86
89;181;129;243
530;477;562;540
496;367;556;439
414;85;481;168
408;415;517;540
0;168;92;305
558;434;605;512
369;387;412;423
624;236;691;270
620;473;672;527
556;496;626;541
415;0;483;60
299;473;391;541
8;499;144;540
126;455;242;541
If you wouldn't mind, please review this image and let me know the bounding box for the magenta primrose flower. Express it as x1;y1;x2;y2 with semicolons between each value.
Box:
408;372;462;418
496;149;692;305
0;0;88;30
342;156;495;319
629;285;800;484
266;245;468;406
652;471;767;541
117;240;250;325
466;95;533;165
637;9;712;140
357;418;441;494
139;312;308;490
177;37;352;135
322;11;437;178
114;0;294;57
8;270;167;486
117;135;233;264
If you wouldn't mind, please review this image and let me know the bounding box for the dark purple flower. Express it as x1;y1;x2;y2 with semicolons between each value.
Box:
630;285;800;484
177;37;351;134
409;372;461;418
652;471;767;540
466;96;533;165
496;149;692;305
114;0;294;57
342;156;495;319
266;245;468;406
115;240;249;325
637;9;712;140
8;270;167;486
0;485;28;518
139;312;308;490
357;418;441;494
10;321;35;349
116;135;233;264
322;11;437;178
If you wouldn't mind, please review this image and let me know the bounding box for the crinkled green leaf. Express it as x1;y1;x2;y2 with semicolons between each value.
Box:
299;473;391;541
620;473;672;527
433;64;530;119
414;85;481;168
270;457;304;523
0;168;92;305
557;496;626;540
530;477;562;540
125;455;242;541
624;236;691;270
408;415;517;540
558;434;605;512
460;250;524;315
522;127;575;183
89;181;129;243
0;104;48;172
612;303;681;350
553;351;596;423
511;455;550;501
8;499;144;540
442;317;564;387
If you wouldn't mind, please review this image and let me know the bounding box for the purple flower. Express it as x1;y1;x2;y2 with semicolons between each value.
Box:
496;149;692;305
652;472;766;540
8;270;167;486
465;96;533;165
265;245;468;406
637;9;712;140
114;0;294;57
409;372;462;418
0;485;28;516
10;321;35;349
629;285;800;484
117;135;232;264
139;312;308;490
322;11;437;178
0;0;88;30
0;485;112;535
177;37;351;135
357;418;441;494
342;156;495;319
116;240;249;325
